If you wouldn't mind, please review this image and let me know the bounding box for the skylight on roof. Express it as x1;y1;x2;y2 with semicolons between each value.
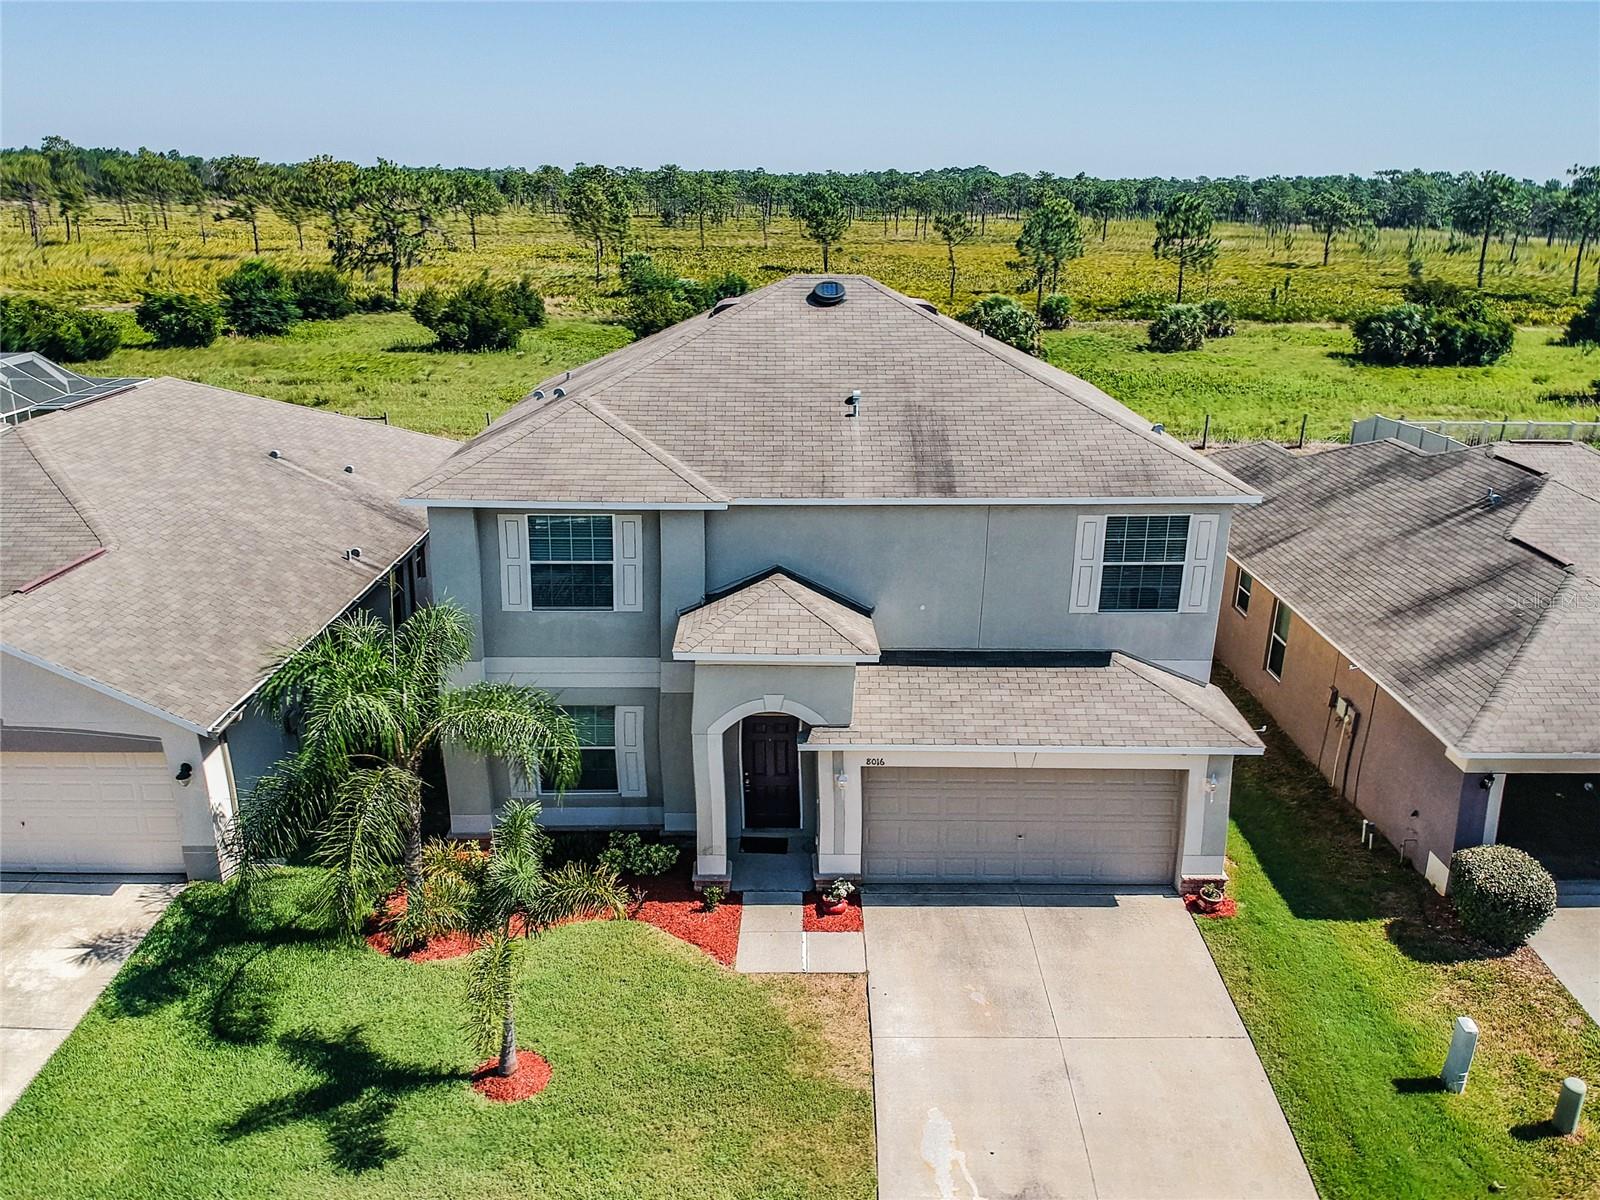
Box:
810;279;847;306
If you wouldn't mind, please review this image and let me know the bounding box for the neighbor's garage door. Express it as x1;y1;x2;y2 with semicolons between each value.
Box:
0;751;184;873
863;766;1181;884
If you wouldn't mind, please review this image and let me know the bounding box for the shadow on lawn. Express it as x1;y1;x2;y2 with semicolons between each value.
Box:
1216;667;1498;966
221;1025;457;1173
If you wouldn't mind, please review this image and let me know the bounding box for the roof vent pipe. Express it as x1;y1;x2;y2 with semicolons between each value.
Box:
845;390;861;419
552;387;566;399
531;389;545;401
1485;488;1503;508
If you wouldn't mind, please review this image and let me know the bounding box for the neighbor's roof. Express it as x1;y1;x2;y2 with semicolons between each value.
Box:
801;655;1263;752
1214;439;1600;760
673;569;879;660
408;275;1257;506
1;377;455;732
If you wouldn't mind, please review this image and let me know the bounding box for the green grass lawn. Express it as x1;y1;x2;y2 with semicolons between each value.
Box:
1047;321;1600;443
0;873;875;1200
1202;674;1600;1200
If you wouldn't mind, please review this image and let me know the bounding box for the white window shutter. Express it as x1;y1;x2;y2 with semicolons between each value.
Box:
1068;515;1103;613
1180;514;1219;613
616;705;647;797
613;514;643;612
498;514;530;611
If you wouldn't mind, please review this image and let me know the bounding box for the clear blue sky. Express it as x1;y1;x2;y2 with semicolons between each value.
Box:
3;2;1595;178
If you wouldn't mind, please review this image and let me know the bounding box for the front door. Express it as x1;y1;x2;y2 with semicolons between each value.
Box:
742;715;801;829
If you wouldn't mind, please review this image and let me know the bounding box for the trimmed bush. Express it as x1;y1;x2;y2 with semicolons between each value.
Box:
598;832;680;877
411;274;546;351
960;295;1040;354
1564;286;1600;346
1039;293;1073;330
1448;844;1556;949
0;296;122;361
1199;298;1235;338
288;268;356;320
1147;303;1207;352
219;259;298;336
134;292;222;349
356;288;404;313
1352;299;1513;366
1400;276;1468;310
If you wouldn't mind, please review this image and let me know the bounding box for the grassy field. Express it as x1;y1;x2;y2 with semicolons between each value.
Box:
1200;674;1600;1200
70;310;1598;443
0;872;875;1200
4;201;1592;324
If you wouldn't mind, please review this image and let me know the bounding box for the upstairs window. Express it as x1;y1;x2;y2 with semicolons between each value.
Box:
1266;599;1292;679
530;515;613;609
1234;569;1253;616
1097;514;1191;612
566;705;619;792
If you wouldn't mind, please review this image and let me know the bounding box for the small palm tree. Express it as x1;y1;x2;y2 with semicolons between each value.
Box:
237;602;581;934
399;800;628;1077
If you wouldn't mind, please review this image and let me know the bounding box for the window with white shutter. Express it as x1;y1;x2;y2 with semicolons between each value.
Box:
1068;515;1102;613
615;705;647;796
498;514;530;611
1179;514;1219;613
613;515;643;612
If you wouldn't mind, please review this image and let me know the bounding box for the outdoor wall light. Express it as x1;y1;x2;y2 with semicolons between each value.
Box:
835;772;850;787
175;763;193;785
1203;772;1219;795
1479;774;1497;790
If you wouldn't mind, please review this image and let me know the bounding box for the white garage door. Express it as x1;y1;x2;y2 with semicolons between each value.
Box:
0;751;184;873
863;766;1181;884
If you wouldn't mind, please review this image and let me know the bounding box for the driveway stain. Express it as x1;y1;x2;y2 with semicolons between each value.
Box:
921;1106;985;1200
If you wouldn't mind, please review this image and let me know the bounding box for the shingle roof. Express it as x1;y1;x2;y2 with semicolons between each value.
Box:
409;275;1256;505
1214;439;1599;758
1;378;455;731
673;570;879;659
0;427;103;592
801;657;1263;751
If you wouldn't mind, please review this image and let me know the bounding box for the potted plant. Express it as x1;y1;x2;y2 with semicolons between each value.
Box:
820;878;856;916
1197;881;1226;913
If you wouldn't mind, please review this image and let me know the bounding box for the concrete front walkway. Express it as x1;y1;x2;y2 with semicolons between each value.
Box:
864;887;1315;1200
1531;886;1600;1025
734;891;866;973
0;873;183;1114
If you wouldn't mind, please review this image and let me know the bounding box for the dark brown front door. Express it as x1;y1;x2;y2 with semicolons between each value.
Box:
742;715;801;829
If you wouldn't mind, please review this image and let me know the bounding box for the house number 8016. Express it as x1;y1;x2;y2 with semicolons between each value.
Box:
865;757;886;766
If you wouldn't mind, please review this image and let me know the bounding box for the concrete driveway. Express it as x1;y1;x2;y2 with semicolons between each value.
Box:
0;873;183;1114
864;887;1315;1200
1532;888;1600;1025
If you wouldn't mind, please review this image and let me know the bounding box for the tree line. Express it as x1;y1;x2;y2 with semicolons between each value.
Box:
3;137;1598;298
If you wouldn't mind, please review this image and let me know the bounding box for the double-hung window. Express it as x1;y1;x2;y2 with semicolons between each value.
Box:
1265;599;1291;679
1234;569;1253;616
1098;515;1191;612
531;514;613;609
566;705;619;792
498;513;643;612
510;702;647;797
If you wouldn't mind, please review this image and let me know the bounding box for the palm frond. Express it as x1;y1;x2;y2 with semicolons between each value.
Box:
393;601;474;694
310;764;418;934
464;931;517;1060
526;861;629;931
427;682;582;794
390;840;481;949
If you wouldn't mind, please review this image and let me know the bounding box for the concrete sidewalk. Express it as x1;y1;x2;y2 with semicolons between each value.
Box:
0;873;182;1114
734;891;866;973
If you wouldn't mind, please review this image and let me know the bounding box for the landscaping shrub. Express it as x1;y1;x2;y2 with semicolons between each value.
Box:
960;295;1040;354
598;832;680;877
219;259;298;336
133;292;222;348
411;274;546;351
622;258;750;336
356;288;404;313
288;268;356;320
1038;293;1073;330
1564;286;1600;346
1147;303;1207;352
0;296;122;361
1352;298;1513;366
1199;298;1236;338
1448;844;1557;948
1400;275;1468;310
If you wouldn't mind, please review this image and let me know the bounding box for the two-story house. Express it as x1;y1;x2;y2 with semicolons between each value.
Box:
406;275;1265;890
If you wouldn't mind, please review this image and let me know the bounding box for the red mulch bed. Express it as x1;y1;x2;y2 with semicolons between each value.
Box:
367;865;743;966
1183;893;1238;919
802;893;864;932
470;1051;551;1102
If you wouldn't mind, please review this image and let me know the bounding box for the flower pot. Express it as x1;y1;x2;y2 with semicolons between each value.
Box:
1196;890;1224;913
820;898;848;916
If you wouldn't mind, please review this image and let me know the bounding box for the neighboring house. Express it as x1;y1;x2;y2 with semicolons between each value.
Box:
407;274;1265;889
0;368;454;879
1213;438;1600;888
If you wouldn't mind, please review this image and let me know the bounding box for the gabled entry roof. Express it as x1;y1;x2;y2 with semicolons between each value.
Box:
673;569;879;662
801;656;1264;754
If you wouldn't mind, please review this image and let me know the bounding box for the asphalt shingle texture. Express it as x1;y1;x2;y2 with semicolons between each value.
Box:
673;571;879;658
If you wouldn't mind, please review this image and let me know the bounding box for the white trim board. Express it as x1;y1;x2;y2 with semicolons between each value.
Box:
1;645;208;736
672;652;878;665
414;495;1261;510
483;657;662;688
798;743;1264;758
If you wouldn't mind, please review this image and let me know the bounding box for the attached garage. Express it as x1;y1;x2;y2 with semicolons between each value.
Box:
0;751;184;873
863;765;1182;885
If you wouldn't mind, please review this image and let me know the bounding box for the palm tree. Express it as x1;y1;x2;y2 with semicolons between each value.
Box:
398;800;628;1077
237;602;581;935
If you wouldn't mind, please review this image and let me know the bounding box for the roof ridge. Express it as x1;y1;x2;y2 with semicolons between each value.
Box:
14;422;111;547
579;398;729;502
859;277;1257;497
1112;653;1259;746
772;572;873;652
